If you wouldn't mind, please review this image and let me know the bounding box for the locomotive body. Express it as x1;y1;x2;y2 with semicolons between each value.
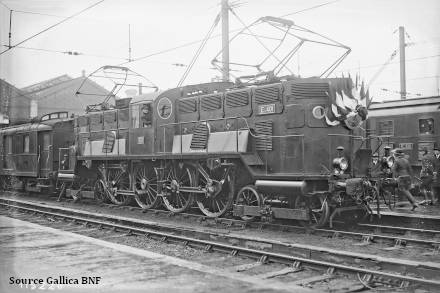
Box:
72;77;372;226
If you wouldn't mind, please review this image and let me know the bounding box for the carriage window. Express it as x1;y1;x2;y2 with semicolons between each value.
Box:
59;112;68;118
43;133;50;150
6;136;12;154
131;105;140;128
24;135;30;153
377;120;394;136
419;118;434;135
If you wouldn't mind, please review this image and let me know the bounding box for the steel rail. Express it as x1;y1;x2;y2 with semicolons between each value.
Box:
1;195;439;250
0;198;439;290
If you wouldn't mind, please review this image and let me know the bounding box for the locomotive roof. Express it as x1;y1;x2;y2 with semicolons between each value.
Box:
369;96;440;117
129;91;165;104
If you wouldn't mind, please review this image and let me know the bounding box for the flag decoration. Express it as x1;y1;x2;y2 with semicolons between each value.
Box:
324;75;368;129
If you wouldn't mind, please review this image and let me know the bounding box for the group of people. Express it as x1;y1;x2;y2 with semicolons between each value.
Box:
392;145;440;210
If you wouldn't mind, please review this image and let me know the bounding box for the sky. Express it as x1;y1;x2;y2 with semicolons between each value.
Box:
0;0;439;101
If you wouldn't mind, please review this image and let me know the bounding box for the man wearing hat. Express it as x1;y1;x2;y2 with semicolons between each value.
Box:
433;144;440;203
392;148;418;210
419;147;435;205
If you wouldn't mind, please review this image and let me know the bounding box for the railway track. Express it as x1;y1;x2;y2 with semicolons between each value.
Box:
2;194;440;252
1;197;440;291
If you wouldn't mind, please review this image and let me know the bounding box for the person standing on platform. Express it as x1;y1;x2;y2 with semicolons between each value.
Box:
419;148;435;205
433;145;440;204
392;148;418;210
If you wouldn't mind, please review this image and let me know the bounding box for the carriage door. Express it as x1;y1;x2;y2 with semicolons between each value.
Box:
38;132;52;178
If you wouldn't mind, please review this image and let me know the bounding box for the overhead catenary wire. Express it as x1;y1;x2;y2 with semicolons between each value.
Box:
0;0;106;56
119;0;342;66
177;13;221;87
0;0;10;10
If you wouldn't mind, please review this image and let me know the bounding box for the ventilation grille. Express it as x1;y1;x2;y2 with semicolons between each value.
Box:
254;86;279;104
102;131;116;153
255;120;273;151
225;91;249;107
201;95;222;111
290;82;329;99
190;123;209;150
179;99;197;114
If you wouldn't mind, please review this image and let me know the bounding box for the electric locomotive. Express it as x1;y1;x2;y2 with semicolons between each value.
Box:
69;73;373;227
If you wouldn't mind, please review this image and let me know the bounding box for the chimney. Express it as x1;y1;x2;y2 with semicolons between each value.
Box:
81;70;86;77
138;82;142;95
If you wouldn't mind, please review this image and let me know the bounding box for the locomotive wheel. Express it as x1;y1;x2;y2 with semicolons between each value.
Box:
133;165;160;209
195;163;235;218
235;185;262;221
94;179;110;204
161;163;195;213
106;169;133;205
295;195;330;228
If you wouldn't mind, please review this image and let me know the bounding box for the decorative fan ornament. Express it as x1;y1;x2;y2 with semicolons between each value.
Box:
324;75;369;129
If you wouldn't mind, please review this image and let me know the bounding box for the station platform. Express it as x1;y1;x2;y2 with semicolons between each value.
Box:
0;216;310;293
369;199;440;229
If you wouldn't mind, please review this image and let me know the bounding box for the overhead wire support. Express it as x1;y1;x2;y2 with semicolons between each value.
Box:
0;0;106;56
8;9;12;48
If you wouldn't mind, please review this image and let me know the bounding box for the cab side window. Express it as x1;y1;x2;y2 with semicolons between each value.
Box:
132;103;153;129
141;104;152;127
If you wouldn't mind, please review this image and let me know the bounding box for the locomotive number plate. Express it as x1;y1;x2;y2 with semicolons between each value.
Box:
258;104;275;115
399;142;413;150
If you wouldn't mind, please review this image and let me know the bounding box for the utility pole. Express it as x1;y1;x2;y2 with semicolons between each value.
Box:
128;24;132;62
8;10;12;48
399;26;406;99
221;0;230;82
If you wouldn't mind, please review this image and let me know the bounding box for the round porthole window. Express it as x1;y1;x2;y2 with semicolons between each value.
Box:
157;97;172;120
312;105;326;119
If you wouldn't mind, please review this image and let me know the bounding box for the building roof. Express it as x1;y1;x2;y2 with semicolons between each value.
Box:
21;74;111;116
21;74;73;94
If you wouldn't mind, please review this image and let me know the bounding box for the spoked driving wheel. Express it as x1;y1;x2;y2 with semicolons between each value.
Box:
196;162;235;218
106;168;132;205
161;163;195;213
133;164;160;209
235;185;262;221
94;179;110;204
295;195;330;228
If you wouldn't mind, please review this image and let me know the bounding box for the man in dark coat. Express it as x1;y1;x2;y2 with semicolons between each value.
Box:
392;148;418;210
420;148;435;205
433;145;440;204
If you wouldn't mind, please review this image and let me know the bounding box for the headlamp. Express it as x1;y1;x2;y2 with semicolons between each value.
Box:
333;157;348;171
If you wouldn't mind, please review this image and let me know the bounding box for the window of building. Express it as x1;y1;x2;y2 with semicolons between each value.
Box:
24;135;30;153
377;120;394;136
419;118;434;135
